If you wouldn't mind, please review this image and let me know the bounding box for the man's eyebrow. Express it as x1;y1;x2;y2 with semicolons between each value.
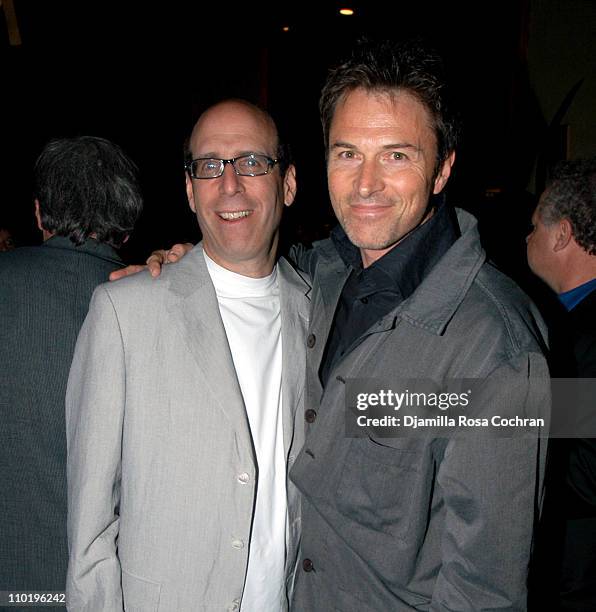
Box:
194;149;270;159
330;141;420;151
331;141;356;149
381;143;420;151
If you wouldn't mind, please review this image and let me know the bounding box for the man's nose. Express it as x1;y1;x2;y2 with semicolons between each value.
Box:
219;161;244;195
356;159;384;197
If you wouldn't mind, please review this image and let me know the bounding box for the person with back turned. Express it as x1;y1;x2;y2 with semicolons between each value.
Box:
0;136;143;607
527;158;596;611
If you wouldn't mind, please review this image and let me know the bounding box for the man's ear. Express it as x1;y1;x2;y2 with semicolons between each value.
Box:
283;165;297;207
433;151;456;195
34;199;54;241
554;218;573;252
186;173;197;213
34;199;43;231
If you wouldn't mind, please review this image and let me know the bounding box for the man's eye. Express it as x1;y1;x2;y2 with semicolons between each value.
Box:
245;157;266;169
237;155;267;172
390;152;405;160
339;150;356;159
198;160;220;172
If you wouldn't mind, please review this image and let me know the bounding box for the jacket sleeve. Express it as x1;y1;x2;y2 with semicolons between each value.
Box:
65;285;125;611
430;351;550;611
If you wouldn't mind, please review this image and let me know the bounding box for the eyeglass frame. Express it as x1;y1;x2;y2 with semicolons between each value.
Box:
184;153;279;180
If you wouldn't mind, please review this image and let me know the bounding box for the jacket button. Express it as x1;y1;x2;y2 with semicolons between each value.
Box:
307;333;316;348
302;558;314;572
237;472;250;484
232;539;244;549
305;409;317;423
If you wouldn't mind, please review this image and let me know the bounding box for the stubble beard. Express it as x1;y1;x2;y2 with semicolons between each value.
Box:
340;215;402;252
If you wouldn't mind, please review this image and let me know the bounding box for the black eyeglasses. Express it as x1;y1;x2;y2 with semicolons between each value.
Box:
185;153;278;179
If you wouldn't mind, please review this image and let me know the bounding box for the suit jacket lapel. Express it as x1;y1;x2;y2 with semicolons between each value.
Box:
166;244;254;457
278;258;311;456
308;251;350;390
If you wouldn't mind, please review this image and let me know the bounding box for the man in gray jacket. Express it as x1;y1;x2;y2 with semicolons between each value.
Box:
66;100;309;611
288;39;550;611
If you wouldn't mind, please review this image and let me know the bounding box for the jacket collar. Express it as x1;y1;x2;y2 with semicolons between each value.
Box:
42;235;122;265
277;257;311;454
166;242;311;305
309;239;352;371
316;208;486;338
166;242;311;457
396;208;486;335
165;244;253;456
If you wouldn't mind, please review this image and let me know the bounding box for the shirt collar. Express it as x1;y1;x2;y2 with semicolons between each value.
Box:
330;197;460;297
42;235;122;264
559;278;596;312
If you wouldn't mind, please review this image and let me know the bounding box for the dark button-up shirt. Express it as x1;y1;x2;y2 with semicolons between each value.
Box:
319;201;460;387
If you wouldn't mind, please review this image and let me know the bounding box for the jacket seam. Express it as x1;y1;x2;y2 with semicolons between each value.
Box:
474;276;521;359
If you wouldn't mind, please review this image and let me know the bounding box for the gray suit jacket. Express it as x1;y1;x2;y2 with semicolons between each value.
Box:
0;237;123;606
65;244;310;611
290;209;550;611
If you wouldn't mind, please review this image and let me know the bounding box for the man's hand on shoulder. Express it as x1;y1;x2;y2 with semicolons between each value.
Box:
109;242;195;281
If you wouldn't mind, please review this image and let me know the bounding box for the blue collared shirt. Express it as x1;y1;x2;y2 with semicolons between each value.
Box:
558;277;596;312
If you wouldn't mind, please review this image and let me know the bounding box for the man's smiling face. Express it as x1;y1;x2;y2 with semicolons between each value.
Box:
326;88;454;268
186;100;295;277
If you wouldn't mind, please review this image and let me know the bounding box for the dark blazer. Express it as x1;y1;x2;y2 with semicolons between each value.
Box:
568;288;596;378
0;236;123;605
530;288;596;611
560;289;596;609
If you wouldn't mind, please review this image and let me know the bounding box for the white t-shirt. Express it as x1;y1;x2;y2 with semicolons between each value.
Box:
204;251;287;611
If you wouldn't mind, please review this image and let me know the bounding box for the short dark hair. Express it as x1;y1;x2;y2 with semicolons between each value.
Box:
540;157;596;255
33;136;143;249
184;99;292;176
319;38;461;168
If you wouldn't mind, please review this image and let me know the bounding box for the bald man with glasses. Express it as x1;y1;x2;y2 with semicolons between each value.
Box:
65;99;310;612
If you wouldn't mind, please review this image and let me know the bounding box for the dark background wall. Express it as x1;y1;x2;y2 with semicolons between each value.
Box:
1;0;594;290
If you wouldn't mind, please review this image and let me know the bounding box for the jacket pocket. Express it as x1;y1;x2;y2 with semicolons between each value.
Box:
122;569;161;612
335;437;421;540
336;584;430;611
335;586;381;611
